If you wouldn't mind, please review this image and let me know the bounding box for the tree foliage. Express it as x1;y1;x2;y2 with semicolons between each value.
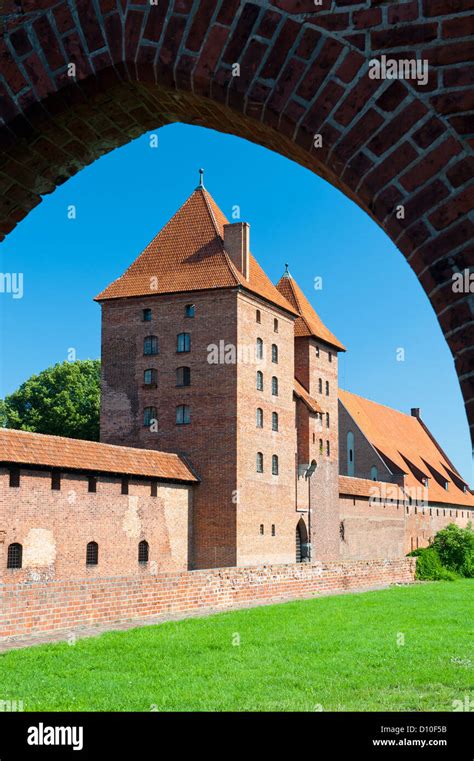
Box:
1;360;100;441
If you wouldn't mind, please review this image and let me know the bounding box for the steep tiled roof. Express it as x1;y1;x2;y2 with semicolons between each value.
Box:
0;428;198;483
294;379;323;414
95;187;297;316
276;273;346;351
339;390;473;507
339;475;406;501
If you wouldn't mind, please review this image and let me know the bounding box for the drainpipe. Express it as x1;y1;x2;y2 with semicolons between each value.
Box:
305;459;317;562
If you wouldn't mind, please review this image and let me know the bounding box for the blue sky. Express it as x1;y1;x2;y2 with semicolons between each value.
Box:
0;123;471;483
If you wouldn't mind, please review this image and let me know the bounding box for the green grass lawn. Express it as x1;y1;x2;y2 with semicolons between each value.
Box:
1;580;472;712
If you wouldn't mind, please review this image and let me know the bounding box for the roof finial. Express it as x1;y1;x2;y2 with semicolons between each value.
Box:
198;168;205;189
283;262;291;278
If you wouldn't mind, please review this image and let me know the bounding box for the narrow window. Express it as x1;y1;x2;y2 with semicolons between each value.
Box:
256;337;264;360
185;304;195;318
271;524;276;536
7;543;22;569
256;408;263;428
256;452;263;473
273;318;278;333
142;308;152;322
51;471;61;491
259;524;264;535
325;380;329;396
339;522;345;541
312;432;315;444
326;441;330;457
144;335;158;355
319;439;323;455
315;346;320;358
88;475;97;493
271;376;278;396
272;455;279;475
144;368;157;386
328;352;332;363
144;406;157;427
9;468;20;488
121;476;129;495
256;309;261;324
177;332;190;353
256;371;263;391
271;344;278;364
272;412;279;432
86;541;98;566
138;540;149;563
176;366;191;387
347;431;355;476
318;378;322;394
370;466;378;481
176;405;191;425
150;480;158;497
326;412;330;428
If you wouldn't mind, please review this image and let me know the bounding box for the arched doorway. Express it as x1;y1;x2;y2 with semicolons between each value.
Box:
296;518;309;563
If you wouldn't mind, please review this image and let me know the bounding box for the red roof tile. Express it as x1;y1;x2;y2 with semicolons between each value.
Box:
339;389;473;508
276;273;346;351
339;475;406;501
294;379;323;414
95;187;297;316
0;428;198;483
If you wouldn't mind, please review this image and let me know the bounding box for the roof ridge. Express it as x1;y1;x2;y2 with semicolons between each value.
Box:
339;388;417;420
200;188;241;287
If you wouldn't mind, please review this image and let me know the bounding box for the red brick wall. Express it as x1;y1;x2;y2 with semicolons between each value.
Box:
0;467;191;581
0;558;416;641
340;492;473;559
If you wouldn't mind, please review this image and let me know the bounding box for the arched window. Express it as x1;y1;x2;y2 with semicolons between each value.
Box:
273;318;278;333
296;519;308;563
370;466;378;481
272;455;279;475
7;543;22;569
256;371;263;391
256;452;263;473
347;431;355;476
144;406;157;427
144;335;158;355
256;309;261;323
325;380;329;396
326;412;330;428
144;368;157;386
86;541;98;566
138;540;149;564
177;332;190;353
176;405;191;425
272;412;279;431
271;344;278;364
176;366;191;386
256;337;263;360
271;376;278;396
318;378;322;393
256;408;263;428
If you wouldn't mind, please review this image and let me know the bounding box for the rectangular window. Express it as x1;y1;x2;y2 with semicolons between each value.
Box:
271;524;276;536
144;336;158;355
185;304;195;318
51;471;61;491
143;308;152;322
177;333;190;353
150;480;158;498
121;476;129;495
176;366;191;387
256;309;261;324
144;369;157;386
88;475;97;493
176;405;191;425
9;467;20;488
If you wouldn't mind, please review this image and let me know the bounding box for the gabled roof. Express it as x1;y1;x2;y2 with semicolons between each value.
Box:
95;187;297;316
0;428;198;483
339;389;473;507
294;378;322;414
339;475;406;501
276;273;346;351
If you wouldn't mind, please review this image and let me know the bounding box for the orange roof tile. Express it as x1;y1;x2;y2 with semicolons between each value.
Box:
95;187;297;316
339;389;473;508
294;379;323;414
339;475;406;501
276;273;346;351
0;428;198;483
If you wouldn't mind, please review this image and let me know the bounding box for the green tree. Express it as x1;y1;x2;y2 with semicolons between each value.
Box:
1;360;100;441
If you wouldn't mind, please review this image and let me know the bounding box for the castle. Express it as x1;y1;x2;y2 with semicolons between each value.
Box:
1;178;473;582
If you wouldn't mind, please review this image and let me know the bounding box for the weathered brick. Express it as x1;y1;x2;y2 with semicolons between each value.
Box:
400;136;462;192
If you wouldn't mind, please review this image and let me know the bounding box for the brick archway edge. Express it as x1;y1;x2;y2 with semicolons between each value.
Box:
0;0;473;444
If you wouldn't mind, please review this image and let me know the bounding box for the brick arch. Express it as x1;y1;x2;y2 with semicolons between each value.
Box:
0;0;472;444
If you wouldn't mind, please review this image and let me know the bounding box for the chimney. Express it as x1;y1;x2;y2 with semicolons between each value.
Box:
411;408;421;419
224;222;250;281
